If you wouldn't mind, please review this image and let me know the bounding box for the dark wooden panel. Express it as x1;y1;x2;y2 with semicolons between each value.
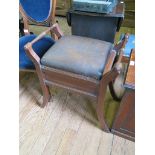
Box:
112;90;135;141
41;66;99;98
112;49;135;141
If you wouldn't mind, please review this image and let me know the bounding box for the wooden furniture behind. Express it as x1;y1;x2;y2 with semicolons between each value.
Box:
19;0;57;35
122;0;135;28
67;1;125;43
55;0;135;28
56;0;71;16
19;0;57;72
112;49;135;141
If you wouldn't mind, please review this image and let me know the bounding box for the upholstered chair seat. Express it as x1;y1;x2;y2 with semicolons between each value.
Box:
41;35;113;80
19;34;55;69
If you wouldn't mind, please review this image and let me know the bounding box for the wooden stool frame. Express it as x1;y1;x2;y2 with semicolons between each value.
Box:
24;24;129;132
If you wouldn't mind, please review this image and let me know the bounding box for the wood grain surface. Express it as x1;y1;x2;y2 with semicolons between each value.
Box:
19;72;135;155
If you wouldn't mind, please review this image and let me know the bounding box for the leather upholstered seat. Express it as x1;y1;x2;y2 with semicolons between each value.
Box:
41;35;113;80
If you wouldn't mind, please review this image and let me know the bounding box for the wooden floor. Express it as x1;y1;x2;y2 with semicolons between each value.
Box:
19;72;135;155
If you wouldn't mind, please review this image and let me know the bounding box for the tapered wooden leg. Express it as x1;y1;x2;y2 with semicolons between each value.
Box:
96;68;119;132
41;84;50;108
36;68;51;108
96;83;110;132
24;44;51;107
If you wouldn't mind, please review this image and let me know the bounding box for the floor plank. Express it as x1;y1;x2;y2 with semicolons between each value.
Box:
124;140;135;155
19;73;135;155
97;133;114;155
28;91;68;155
110;135;126;155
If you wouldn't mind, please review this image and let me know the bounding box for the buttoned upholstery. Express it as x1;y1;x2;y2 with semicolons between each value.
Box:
41;35;113;80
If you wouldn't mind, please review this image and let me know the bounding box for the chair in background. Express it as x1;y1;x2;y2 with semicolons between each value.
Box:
19;0;57;71
109;34;135;101
24;21;129;132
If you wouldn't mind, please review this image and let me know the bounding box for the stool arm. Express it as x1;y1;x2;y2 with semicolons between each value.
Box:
30;23;63;45
114;33;130;52
24;23;64;66
113;33;130;69
103;50;116;74
114;48;124;71
24;43;41;65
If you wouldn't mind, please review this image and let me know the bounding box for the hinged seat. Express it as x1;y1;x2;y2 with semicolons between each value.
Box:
41;35;113;80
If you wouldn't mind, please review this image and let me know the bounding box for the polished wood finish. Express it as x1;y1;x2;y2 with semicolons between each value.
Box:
41;66;99;98
112;49;135;141
24;24;128;132
112;90;135;141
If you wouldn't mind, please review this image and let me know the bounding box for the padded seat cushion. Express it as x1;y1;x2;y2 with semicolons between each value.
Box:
19;34;55;70
41;35;113;80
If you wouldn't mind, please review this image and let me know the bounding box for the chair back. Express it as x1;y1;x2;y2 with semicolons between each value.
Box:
19;0;56;25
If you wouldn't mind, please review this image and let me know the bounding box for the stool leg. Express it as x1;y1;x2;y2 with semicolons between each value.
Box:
96;83;110;132
24;44;51;107
36;68;51;108
41;84;50;108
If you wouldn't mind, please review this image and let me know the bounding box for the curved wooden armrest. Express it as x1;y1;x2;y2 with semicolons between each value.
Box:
24;23;64;66
24;43;41;65
114;48;124;70
112;33;130;70
103;48;124;76
103;50;116;74
30;23;64;45
114;33;130;52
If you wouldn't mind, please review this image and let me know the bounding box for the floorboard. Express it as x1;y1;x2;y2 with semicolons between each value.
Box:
19;73;135;155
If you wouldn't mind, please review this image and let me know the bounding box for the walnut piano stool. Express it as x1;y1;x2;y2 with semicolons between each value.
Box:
24;24;129;132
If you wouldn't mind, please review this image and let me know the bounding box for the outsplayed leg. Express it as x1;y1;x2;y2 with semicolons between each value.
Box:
96;82;110;132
